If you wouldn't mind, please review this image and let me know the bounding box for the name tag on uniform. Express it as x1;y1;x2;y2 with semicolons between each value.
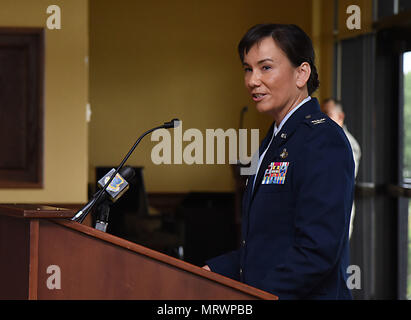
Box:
262;162;289;185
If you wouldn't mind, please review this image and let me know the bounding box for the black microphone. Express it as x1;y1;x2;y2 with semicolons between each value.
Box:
71;166;135;222
71;119;180;223
163;118;180;129
239;106;248;129
97;166;136;202
93;166;136;232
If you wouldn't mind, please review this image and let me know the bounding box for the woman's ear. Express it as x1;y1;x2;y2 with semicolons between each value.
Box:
296;62;311;89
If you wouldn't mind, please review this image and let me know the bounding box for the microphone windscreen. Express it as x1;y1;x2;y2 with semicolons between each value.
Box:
164;118;181;128
172;118;181;128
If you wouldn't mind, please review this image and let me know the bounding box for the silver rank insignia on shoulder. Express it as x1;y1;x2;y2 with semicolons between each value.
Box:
280;148;288;159
311;118;326;125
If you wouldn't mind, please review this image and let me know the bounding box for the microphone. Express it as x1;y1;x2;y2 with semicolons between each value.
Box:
239;106;248;129
93;166;136;232
97;166;136;202
71;119;180;223
163;118;180;129
71;166;135;222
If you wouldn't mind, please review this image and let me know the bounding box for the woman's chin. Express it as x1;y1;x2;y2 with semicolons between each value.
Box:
255;101;274;114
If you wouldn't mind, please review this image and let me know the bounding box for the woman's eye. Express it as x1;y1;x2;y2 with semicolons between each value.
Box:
262;65;271;71
244;67;252;72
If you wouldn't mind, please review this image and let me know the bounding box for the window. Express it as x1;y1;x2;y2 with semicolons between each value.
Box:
404;52;411;182
403;51;411;299
408;210;411;299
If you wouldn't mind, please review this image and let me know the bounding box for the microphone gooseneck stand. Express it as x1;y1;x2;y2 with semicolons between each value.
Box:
72;119;180;224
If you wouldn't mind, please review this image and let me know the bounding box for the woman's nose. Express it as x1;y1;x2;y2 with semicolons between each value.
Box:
247;71;261;88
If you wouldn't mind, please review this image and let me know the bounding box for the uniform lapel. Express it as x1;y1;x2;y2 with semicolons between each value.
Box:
250;98;321;200
242;123;275;212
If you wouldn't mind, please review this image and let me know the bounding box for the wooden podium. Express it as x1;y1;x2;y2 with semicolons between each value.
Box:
0;204;277;300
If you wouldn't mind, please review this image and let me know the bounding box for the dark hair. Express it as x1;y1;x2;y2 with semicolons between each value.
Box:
238;24;320;95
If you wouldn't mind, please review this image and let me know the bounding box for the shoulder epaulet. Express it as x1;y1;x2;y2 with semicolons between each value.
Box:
303;113;328;128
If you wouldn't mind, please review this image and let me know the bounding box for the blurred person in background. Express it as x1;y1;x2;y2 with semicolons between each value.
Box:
322;98;361;239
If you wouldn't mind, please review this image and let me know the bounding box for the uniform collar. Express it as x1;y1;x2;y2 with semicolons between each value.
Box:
274;96;311;136
248;97;321;200
273;97;321;147
260;97;321;151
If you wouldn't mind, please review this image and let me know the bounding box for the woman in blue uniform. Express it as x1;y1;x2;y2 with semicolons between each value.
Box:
203;24;355;300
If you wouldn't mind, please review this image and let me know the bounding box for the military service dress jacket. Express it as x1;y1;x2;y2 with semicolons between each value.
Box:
206;97;355;300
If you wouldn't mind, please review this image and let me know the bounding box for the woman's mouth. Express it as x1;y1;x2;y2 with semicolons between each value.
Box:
252;93;267;102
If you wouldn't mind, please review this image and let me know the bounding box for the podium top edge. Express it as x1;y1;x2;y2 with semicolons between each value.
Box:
0;204;76;218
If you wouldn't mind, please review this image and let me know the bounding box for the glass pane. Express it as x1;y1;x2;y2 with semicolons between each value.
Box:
408;200;411;300
404;51;411;182
400;0;411;13
377;0;394;20
405;51;411;300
